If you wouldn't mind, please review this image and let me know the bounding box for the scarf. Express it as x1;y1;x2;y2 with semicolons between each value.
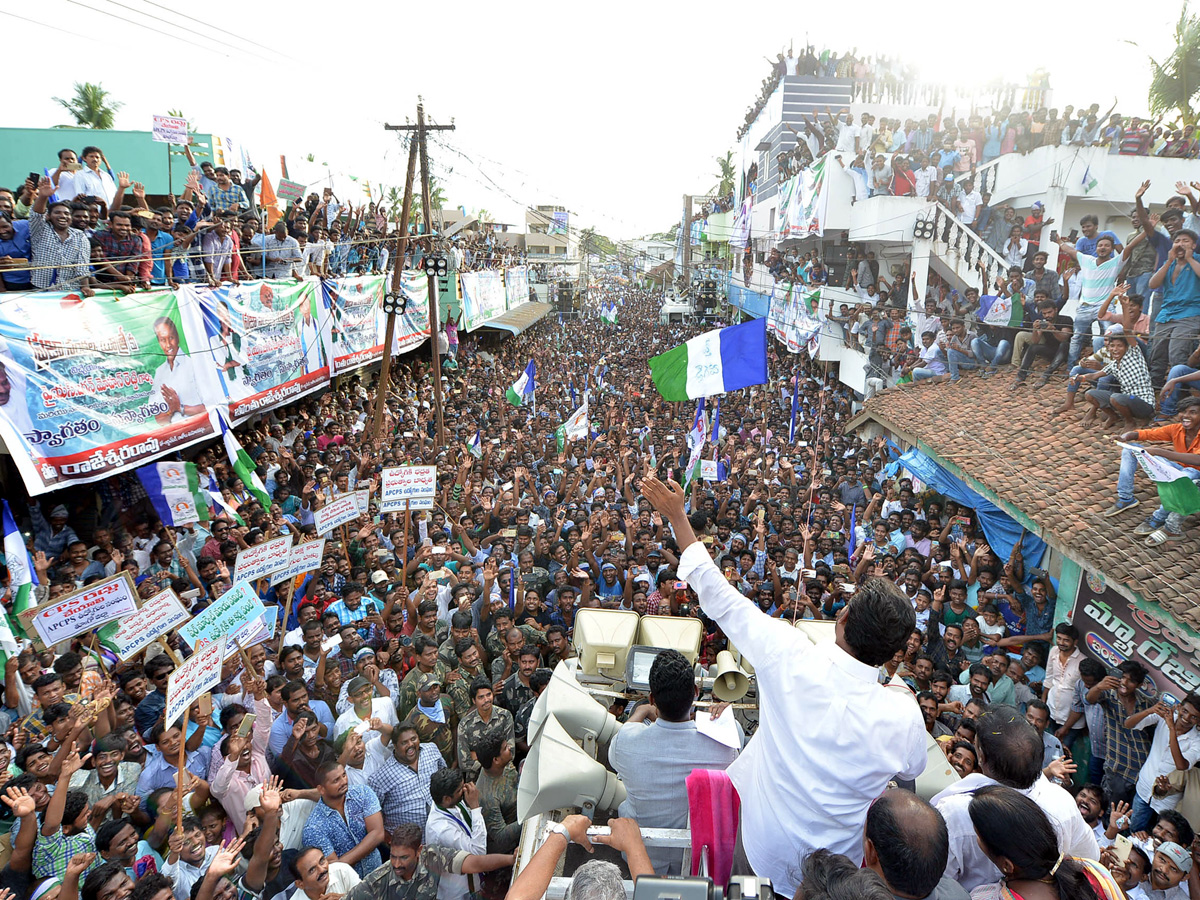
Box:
417;699;446;724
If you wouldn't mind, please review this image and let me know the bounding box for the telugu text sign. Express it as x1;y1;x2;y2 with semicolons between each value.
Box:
176;581;265;652
20;573;139;648
380;465;437;512
314;494;361;534
276;179;306;202
269;539;326;587
100;588;191;660
165;636;225;728
152;115;189;144
233;535;293;584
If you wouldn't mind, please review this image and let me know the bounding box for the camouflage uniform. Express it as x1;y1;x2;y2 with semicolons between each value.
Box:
499;672;534;716
447;665;486;719
514;695;537;749
405;698;457;767
437;636;460;671
345;845;469;900
455;706;515;776
476;763;521;853
395;662;449;721
484;625;545;669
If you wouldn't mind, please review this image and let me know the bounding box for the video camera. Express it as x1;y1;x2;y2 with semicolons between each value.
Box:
632;875;774;900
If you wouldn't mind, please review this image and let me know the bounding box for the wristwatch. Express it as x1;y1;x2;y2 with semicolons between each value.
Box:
545;822;572;844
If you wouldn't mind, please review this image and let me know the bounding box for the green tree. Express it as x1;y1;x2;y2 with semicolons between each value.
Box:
53;81;123;129
579;227;617;258
1142;3;1200;125
167;108;196;133
716;151;735;195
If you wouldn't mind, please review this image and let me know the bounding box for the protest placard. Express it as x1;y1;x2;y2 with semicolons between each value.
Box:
276;178;306;202
269;538;326;587
314;494;361;534
20;573;140;649
152;114;189;144
407;496;435;511
227;614;270;657
353;490;371;513
99;588;191;660
165;636;225;727
233;535;293;584
380;465;437;512
177;581;265;652
700;460;718;482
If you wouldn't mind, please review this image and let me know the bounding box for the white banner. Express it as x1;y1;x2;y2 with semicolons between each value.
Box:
314;493;362;534
269;539;326;587
102;588;191;660
380;465;437;512
152;114;189;144
20;574;139;648
166;637;225;728
232;535;294;584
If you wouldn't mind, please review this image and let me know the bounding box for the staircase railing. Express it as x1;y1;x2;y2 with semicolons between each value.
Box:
925;202;1013;293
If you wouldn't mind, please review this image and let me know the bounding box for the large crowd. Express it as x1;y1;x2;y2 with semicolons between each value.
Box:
0;261;1193;900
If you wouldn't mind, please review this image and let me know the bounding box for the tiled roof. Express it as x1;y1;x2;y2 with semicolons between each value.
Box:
857;369;1200;625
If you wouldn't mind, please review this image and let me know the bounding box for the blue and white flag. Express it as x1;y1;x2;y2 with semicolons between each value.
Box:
137;460;212;527
711;398;721;444
467;430;482;459
649;318;769;401
506;361;537;406
789;375;800;442
688;398;707;451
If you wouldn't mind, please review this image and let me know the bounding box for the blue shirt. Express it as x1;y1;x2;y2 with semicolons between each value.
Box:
268;700;336;758
0;220;32;287
134;691;166;739
1157;259;1200;323
136;745;212;811
1023;596;1055;641
301;785;383;877
148;229;174;284
1074;231;1120;257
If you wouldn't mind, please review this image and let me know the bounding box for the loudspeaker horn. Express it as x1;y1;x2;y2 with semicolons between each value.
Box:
517;713;627;821
527;659;620;753
712;650;750;702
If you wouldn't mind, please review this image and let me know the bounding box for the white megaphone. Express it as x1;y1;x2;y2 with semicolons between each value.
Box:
517;713;627;821
527;659;620;757
573;608;640;678
712;650;750;702
913;730;960;800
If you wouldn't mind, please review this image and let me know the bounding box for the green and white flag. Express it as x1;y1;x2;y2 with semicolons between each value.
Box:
1;500;35;651
1118;441;1200;514
562;396;589;443
220;411;270;508
506;361;537;406
601;304;618;325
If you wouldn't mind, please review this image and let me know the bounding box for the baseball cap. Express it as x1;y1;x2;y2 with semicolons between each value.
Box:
346;675;372;695
371;571;388;585
418;672;442;691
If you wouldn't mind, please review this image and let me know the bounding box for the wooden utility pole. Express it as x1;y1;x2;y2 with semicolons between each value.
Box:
370;137;419;446
385;100;454;449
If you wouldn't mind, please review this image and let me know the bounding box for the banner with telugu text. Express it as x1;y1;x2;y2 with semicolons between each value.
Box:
504;266;530;311
179;279;329;423
460;269;506;331
319;274;387;376
0;288;218;496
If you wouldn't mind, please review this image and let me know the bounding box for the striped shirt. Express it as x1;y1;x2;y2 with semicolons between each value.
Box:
1097;689;1155;782
1075;252;1123;310
28;211;90;289
205;183;248;212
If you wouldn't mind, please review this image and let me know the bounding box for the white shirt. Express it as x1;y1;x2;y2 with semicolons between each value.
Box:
677;542;926;899
958;190;982;225
61;166;116;205
424;803;486;900
835;122;862;153
933;773;1100;891
151;352;205;423
1134;713;1200;812
1044;648;1084;725
298;861;360;899
335;699;399;747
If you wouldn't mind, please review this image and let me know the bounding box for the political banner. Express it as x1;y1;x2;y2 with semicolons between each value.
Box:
778;154;829;240
276;179;306;202
380;465;437;512
269;538;326;587
166;636;225;728
353;490;371;513
407;495;435;510
320;275;386;375
0;289;219;496
20;573;140;649
700;459;718;482
460;270;507;331
232;535;294;584
393;271;432;355
314;493;361;535
177;581;265;653
152;115;189;144
182;280;329;423
504;266;530;311
1071;569;1200;701
98;588;191;660
228;613;270;655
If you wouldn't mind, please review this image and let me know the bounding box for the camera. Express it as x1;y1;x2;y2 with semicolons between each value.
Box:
632;876;774;900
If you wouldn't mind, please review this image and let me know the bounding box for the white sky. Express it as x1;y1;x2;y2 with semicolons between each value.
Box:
3;0;1185;241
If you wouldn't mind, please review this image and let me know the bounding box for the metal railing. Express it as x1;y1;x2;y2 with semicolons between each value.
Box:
926;202;1012;292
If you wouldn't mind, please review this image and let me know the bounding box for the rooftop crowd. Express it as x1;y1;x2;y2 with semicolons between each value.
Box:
0;144;531;297
0;267;1193;900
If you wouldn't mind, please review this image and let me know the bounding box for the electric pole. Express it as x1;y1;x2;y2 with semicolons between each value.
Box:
384;99;455;450
369;136;417;447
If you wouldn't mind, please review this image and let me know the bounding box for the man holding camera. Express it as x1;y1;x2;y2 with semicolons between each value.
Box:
642;477;926;898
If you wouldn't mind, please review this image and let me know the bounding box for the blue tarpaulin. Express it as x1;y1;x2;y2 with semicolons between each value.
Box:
898;448;1046;569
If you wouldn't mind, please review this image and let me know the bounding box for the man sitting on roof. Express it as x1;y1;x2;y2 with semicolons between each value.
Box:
1107;396;1200;547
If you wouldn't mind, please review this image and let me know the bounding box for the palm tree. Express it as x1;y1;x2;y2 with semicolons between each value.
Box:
167;108;196;133
1142;3;1200;124
715;151;736;196
53;82;123;129
475;208;492;224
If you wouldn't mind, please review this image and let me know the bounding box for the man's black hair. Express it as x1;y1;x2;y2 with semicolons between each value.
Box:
83;861;128;900
472;729;505;770
31;673;62;692
430;767;463;806
96;816;134;852
865;789;949;898
1117;659;1148;684
842;577;916;666
649;649;696;720
975;705;1042;789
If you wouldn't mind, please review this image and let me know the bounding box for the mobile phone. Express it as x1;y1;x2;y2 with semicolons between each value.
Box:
28;172;41;187
1113;834;1133;865
674;581;688;591
236;713;256;737
198;694;212;717
432;546;445;556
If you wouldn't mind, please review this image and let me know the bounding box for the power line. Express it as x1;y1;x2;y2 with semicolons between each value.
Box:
61;0;241;58
120;0;299;64
0;8;108;45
